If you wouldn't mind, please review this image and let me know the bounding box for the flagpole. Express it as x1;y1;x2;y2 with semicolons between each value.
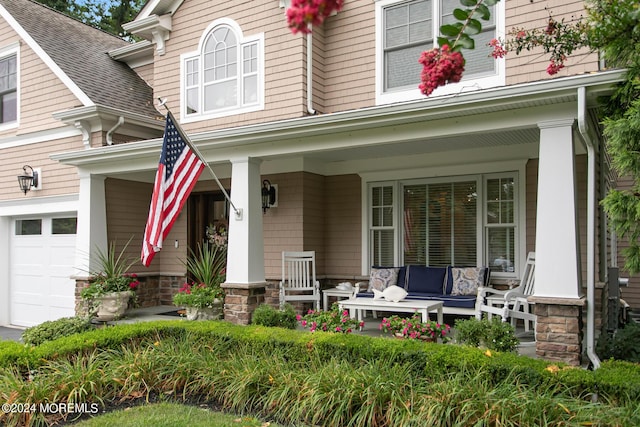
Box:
158;98;243;221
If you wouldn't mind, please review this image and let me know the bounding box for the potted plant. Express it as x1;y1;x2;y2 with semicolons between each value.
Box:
379;313;450;342
173;226;227;320
80;238;139;321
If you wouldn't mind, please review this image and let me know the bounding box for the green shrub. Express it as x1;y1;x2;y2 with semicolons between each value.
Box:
597;322;640;363
21;316;94;346
251;304;297;329
454;316;520;353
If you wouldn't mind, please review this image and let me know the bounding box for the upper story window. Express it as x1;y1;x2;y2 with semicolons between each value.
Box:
375;0;504;105
181;19;264;122
0;46;18;128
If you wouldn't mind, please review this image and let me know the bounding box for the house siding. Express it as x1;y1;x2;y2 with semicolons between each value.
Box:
505;0;599;85
153;0;308;134
0;17;79;138
0;136;79;200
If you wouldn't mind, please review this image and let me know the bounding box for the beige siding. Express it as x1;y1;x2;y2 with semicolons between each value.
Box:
0;18;80;138
614;176;640;309
324;174;362;277
525;158;538;256
505;0;599;85
105;178;188;275
323;0;376;112
264;172;305;279
153;0;308;135
0;136;80;200
133;62;154;87
303;172;326;272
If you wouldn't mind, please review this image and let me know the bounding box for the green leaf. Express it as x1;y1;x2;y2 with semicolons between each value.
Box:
476;4;491;20
453;8;470;21
483;0;499;5
440;23;463;37
437;37;452;47
464;19;482;35
453;34;475;50
459;0;478;6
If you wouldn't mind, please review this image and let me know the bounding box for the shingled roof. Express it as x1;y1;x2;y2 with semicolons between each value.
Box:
0;0;160;119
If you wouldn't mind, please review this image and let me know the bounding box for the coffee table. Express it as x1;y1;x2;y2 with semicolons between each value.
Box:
338;298;444;324
322;287;355;311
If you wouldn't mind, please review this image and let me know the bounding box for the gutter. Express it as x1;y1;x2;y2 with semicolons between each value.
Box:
106;116;125;146
307;32;316;115
577;86;601;370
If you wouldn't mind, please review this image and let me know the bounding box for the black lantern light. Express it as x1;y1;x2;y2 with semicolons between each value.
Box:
261;179;276;213
17;165;38;195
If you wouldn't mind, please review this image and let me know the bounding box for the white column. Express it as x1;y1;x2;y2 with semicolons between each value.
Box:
225;157;265;284
535;119;581;298
75;170;108;276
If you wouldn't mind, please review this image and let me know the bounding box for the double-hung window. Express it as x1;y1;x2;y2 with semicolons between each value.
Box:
376;0;504;104
368;172;519;277
182;19;264;121
0;50;17;126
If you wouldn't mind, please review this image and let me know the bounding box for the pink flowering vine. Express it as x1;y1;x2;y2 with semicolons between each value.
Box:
418;45;465;96
488;38;506;59
287;0;344;34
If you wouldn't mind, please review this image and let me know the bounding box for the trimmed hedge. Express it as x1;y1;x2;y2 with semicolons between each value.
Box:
1;320;638;403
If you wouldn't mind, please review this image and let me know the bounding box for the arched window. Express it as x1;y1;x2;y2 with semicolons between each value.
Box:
182;19;263;120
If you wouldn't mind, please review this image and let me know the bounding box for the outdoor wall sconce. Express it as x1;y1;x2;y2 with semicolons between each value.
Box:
17;165;38;195
262;179;276;213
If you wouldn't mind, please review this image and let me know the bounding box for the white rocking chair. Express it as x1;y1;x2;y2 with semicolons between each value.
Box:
279;251;321;311
476;252;536;332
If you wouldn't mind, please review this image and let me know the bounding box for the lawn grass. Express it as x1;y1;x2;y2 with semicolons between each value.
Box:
72;402;283;427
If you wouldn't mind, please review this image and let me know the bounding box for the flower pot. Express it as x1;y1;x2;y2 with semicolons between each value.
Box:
94;291;131;321
185;299;223;321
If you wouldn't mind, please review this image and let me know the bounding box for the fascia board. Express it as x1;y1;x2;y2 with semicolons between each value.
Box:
51;70;625;167
53;105;164;130
0;4;93;107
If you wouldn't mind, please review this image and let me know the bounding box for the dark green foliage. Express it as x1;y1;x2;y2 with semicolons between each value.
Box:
21;316;94;346
251;304;298;329
454;316;520;352
597;322;640;363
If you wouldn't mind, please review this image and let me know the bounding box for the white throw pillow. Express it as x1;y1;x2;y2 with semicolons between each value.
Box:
382;285;408;303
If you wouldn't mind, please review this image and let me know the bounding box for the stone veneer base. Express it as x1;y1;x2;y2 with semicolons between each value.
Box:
221;282;266;325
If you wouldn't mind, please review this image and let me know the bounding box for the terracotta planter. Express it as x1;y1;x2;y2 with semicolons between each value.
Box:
94;291;131;321
185;299;223;321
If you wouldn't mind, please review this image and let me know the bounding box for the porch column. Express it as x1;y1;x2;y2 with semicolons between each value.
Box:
222;157;266;324
74;170;108;314
535;119;581;299
534;119;584;366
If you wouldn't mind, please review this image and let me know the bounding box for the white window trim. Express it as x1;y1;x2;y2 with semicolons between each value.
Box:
361;161;526;279
374;0;505;106
0;42;19;131
180;18;264;123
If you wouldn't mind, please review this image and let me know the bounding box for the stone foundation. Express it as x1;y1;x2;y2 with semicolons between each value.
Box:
530;296;585;366
221;282;266;325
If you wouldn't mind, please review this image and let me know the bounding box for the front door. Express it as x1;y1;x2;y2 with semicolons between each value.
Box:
188;192;230;250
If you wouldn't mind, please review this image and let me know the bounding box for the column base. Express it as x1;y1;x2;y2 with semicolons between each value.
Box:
221;282;267;325
530;296;585;366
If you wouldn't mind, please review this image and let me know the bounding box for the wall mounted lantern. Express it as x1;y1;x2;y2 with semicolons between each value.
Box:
261;179;276;213
17;165;38;195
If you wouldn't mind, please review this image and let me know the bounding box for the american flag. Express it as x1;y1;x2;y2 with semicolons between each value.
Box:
141;113;205;266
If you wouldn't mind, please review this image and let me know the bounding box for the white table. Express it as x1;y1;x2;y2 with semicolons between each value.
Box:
338;298;444;324
322;287;355;311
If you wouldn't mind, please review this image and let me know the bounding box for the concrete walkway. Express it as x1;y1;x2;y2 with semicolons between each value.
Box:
0;326;24;342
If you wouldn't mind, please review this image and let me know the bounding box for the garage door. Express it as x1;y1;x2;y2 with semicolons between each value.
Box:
10;216;77;327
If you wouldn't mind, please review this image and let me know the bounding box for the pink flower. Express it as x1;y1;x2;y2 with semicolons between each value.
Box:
488;38;506;59
342;310;349;317
129;280;139;289
546;58;565;75
516;30;526;40
287;0;344;34
335;326;342;332
296;314;302;321
418;45;465;96
301;320;307;327
359;321;365;328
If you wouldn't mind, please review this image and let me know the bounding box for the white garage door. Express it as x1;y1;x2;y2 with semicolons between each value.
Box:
10;216;77;327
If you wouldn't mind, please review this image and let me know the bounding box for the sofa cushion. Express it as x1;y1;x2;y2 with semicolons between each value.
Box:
405;292;478;309
445;266;489;294
405;265;447;294
368;267;399;292
450;267;486;296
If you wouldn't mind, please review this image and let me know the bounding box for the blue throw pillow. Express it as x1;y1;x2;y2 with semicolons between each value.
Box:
405;265;447;294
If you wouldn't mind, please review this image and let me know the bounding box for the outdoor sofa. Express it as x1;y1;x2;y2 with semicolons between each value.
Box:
354;265;491;316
